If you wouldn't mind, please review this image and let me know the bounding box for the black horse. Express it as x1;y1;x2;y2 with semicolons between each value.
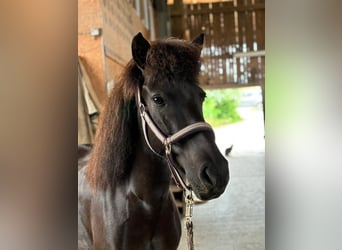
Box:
78;33;229;250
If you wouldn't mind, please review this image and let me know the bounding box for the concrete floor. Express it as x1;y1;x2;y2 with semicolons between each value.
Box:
178;107;265;250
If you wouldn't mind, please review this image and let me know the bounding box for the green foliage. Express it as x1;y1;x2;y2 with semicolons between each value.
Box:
203;89;242;127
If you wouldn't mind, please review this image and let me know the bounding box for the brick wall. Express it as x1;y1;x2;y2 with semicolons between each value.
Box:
78;0;151;103
78;0;106;104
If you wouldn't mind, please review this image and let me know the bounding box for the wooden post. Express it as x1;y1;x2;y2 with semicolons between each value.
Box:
169;0;185;38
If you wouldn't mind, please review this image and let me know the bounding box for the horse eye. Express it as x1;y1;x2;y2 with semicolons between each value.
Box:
152;95;165;106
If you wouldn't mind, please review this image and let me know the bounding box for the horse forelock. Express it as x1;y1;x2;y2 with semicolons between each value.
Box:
86;60;141;190
144;39;201;85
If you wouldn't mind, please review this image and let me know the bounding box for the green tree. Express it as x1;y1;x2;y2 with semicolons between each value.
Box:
203;89;242;127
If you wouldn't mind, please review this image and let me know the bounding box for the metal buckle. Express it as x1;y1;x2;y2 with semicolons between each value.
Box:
184;189;194;221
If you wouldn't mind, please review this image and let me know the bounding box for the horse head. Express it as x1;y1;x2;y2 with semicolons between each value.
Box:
132;33;229;201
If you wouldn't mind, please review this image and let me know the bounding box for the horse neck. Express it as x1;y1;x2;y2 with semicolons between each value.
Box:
128;120;171;205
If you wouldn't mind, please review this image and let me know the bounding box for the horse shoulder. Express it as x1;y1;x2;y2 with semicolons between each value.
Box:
79;172;130;249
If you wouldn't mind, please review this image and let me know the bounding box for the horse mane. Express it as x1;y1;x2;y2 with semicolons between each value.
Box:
85;37;202;190
86;60;142;190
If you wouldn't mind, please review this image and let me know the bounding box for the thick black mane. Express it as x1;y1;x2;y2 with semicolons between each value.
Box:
85;61;140;189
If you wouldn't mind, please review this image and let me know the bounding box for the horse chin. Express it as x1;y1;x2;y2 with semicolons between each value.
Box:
175;166;225;201
190;179;227;201
193;190;221;201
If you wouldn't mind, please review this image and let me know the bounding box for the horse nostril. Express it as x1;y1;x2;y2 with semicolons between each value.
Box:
200;165;215;187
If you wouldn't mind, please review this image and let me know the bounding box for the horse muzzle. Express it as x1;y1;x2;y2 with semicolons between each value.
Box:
194;156;229;201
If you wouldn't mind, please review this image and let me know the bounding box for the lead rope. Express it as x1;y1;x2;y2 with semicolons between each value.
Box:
166;148;195;250
185;189;195;250
166;147;195;249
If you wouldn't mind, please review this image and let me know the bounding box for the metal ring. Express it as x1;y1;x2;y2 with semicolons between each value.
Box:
165;143;172;154
139;103;145;114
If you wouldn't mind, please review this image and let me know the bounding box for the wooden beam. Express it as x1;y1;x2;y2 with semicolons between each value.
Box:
233;50;265;58
170;3;265;17
200;82;264;90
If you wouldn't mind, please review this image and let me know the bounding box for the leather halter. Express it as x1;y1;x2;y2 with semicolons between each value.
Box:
137;86;214;193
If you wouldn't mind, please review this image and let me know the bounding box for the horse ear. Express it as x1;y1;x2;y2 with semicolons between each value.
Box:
132;32;150;70
192;33;204;48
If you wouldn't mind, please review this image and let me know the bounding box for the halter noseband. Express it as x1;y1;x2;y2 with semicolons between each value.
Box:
137;86;214;193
